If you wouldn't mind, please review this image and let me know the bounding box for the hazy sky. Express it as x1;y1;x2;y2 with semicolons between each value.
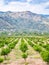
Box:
0;0;49;14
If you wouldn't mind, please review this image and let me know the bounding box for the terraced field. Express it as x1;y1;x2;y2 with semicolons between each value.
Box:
0;36;49;65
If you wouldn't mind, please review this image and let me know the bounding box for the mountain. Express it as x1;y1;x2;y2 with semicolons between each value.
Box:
0;11;49;34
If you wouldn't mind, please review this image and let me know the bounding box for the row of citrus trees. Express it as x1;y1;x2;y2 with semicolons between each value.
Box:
0;37;49;65
0;37;28;65
19;37;49;65
27;37;49;64
0;37;19;64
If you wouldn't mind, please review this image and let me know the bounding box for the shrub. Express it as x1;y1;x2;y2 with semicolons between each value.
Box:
40;51;49;62
0;42;5;48
0;57;4;63
33;45;42;53
8;43;15;49
1;47;10;56
44;44;49;51
22;53;28;60
20;40;28;52
20;39;28;65
28;40;34;47
22;53;28;65
5;41;9;45
1;47;11;60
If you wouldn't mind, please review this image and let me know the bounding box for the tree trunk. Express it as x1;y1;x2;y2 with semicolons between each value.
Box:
4;55;7;60
47;62;49;65
25;59;26;65
25;59;28;65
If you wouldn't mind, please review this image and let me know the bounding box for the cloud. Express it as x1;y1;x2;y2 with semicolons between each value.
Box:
46;6;49;9
30;0;49;4
44;2;49;9
0;0;4;10
0;0;49;15
4;0;27;4
27;0;32;2
4;0;49;4
0;0;4;5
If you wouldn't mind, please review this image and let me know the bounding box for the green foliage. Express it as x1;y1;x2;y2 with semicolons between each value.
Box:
20;40;28;52
28;40;34;47
22;53;28;59
5;41;9;45
8;39;19;49
44;44;49;51
20;39;28;65
0;42;5;48
1;47;11;56
33;45;42;52
0;57;4;63
13;39;19;44
40;51;49;62
8;43;15;49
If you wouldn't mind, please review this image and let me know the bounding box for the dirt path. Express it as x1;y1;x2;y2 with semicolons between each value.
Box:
6;57;46;65
8;38;21;62
23;38;40;58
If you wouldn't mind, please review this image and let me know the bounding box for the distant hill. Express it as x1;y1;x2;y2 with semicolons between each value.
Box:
0;11;49;34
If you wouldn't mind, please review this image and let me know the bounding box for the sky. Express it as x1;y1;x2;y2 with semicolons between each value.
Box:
0;0;49;15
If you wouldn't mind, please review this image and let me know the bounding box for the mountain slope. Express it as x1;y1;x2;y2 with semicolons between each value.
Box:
0;11;49;33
